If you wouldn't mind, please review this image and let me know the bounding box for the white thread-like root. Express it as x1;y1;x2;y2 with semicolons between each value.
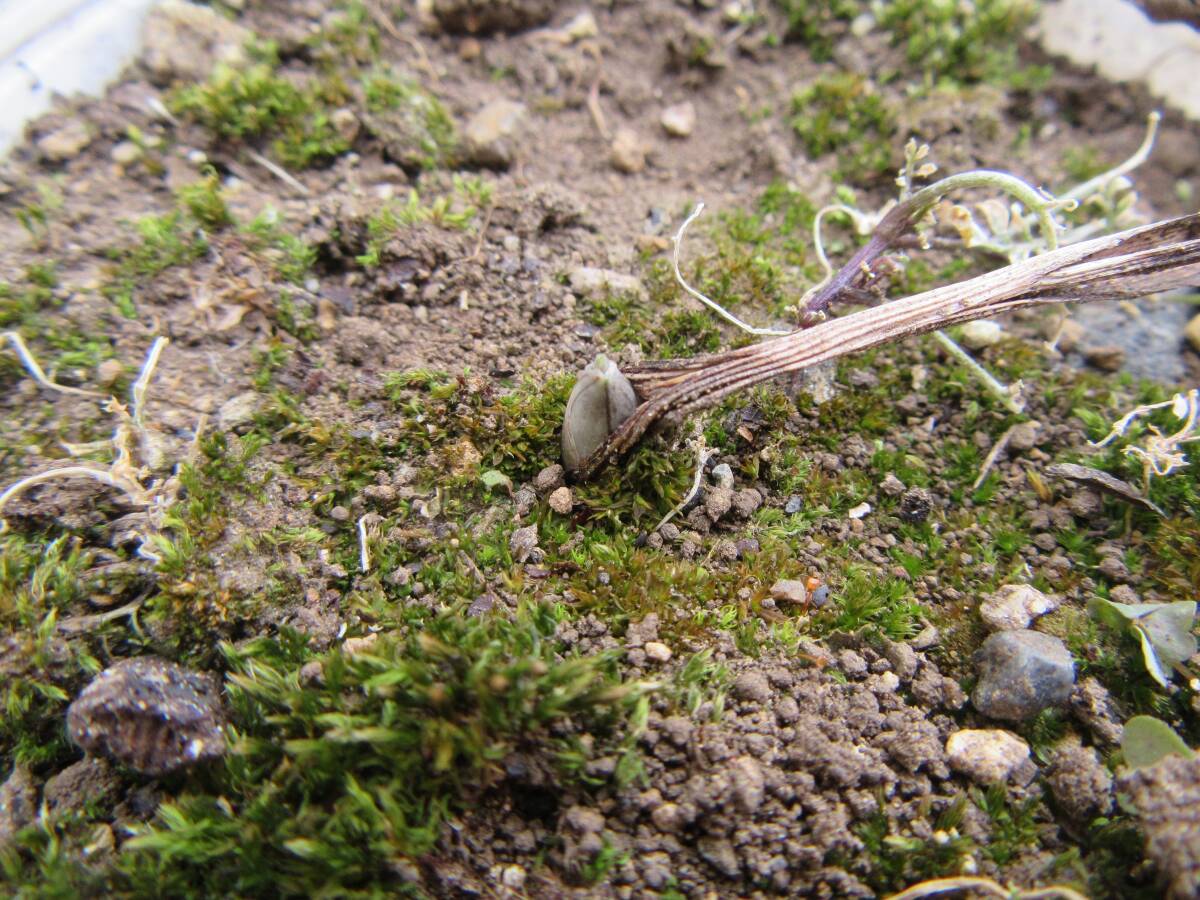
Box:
3;331;103;399
0;336;188;564
933;331;1025;415
358;514;372;573
672;203;792;337
653;426;714;533
132;337;169;427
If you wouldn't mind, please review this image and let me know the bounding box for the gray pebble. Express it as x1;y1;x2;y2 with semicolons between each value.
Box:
972;630;1075;722
710;462;734;489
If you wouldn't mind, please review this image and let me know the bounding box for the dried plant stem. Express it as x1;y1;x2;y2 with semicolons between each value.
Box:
886;875;1088;900
572;213;1200;480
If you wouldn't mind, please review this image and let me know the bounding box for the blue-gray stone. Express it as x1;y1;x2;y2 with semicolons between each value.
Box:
972;630;1075;723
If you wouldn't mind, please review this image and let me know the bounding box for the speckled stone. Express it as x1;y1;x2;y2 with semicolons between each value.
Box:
66;657;226;776
972;630;1075;723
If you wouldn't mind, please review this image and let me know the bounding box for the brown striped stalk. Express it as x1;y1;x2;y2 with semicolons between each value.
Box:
570;212;1200;481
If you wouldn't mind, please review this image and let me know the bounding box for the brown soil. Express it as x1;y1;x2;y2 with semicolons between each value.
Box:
2;1;1199;898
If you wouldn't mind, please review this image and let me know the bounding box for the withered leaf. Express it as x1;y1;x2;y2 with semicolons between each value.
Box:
1045;463;1165;516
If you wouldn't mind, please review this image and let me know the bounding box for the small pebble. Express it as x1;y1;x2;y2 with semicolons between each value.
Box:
946;728;1030;784
972;630;1075;722
710;462;734;489
96;359;123;386
1007;421;1041;453
644;641;672;663
660;101;696;137
611;127;646;174
959;319;1003;350
979;584;1060;632
1186;313;1200;353
1084;345;1125;373
770;579;807;605
110;141;142;166
732;670;771;703
548;486;573;514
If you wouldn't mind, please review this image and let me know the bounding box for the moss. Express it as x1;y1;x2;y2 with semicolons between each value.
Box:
359;68;458;172
973;783;1042;866
878;0;1042;87
0;266;116;386
308;0;382;69
176;167;233;230
170;49;351;169
773;0;863;60
0;535;101;769
866;799;974;890
356;183;481;268
793;73;896;183
103;176;317;323
812;564;925;640
97;605;643;896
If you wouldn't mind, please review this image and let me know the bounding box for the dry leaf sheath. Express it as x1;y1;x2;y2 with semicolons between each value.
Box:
567;212;1200;481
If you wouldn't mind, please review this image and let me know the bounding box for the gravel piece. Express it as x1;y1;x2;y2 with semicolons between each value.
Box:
946;729;1031;784
1070;677;1123;745
1007;421;1041;452
1084;344;1126;372
959;319;1003;349
547;486;573;514
731;488;763;518
567;266;645;300
534;463;565;494
508;524;540;563
770;579;808;605
972;631;1075;722
611;127;647;173
644;641;672;663
67;657;226;776
705;486;733;521
837;649;869;679
37;121;91;162
463;99;527;169
881;639;919;681
710;463;734;489
42;757;119;816
979;584;1061;632
898;487;934;523
698;836;741;878
660;101;696;137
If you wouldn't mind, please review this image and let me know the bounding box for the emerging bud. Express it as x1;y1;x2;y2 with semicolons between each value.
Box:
561;354;638;472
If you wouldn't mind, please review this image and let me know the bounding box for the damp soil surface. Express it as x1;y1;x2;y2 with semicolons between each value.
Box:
1;1;1199;898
